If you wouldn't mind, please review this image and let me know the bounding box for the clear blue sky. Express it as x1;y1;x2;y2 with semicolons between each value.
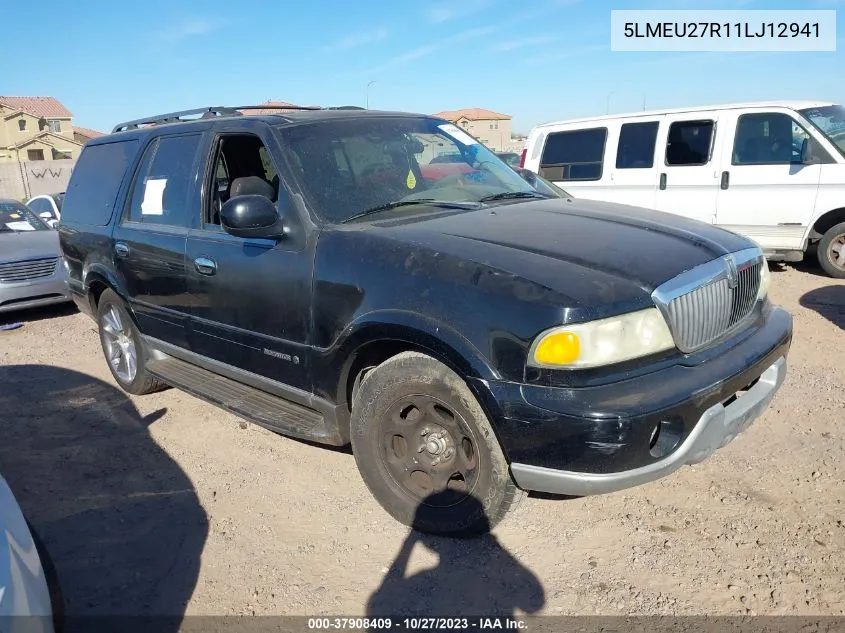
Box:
3;0;842;134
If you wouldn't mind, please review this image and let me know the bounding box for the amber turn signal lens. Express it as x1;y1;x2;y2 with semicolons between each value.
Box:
533;331;580;365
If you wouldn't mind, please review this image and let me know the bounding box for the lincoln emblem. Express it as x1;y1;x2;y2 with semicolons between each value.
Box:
724;254;739;289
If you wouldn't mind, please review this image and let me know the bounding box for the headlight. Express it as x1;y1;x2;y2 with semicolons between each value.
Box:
757;257;771;301
528;307;676;369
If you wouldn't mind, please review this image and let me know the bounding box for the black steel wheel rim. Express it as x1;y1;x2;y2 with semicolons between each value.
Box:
378;394;481;508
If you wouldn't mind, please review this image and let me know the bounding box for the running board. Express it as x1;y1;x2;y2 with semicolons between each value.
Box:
146;356;338;444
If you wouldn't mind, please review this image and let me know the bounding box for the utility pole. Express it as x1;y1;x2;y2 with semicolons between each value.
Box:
366;81;377;109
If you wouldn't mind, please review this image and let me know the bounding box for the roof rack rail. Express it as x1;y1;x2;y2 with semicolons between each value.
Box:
111;103;329;133
111;106;244;133
326;106;366;110
234;104;322;112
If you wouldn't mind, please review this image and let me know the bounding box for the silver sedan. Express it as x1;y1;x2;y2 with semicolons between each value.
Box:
0;200;71;315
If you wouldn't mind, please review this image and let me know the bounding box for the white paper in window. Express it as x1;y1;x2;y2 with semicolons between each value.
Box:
140;178;166;215
438;123;478;146
5;221;35;231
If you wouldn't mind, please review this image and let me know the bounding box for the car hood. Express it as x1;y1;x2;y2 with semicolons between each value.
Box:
368;197;754;309
0;230;61;264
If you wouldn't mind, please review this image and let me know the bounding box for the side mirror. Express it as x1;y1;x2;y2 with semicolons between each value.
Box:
220;194;286;239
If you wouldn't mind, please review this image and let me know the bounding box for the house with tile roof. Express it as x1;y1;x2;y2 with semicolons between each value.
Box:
431;107;514;151
73;126;106;144
0;96;85;163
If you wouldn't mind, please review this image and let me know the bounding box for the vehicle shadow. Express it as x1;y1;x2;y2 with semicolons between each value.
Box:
800;285;845;330
0;364;208;633
0;302;78;326
366;493;545;623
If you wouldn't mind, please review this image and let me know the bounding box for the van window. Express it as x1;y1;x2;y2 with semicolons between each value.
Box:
665;120;714;166
733;113;809;165
62;139;139;226
616;122;659;169
128;134;201;227
540;128;607;181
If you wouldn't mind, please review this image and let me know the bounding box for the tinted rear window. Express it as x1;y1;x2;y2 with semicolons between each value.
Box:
62;139;139;226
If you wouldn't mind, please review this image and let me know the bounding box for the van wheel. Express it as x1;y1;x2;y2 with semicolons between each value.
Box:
350;352;524;537
96;289;167;395
818;222;845;279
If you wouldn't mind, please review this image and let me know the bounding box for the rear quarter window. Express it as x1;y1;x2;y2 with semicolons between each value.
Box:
62;139;139;226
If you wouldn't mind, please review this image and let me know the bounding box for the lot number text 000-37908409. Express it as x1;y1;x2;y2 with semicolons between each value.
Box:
610;10;837;52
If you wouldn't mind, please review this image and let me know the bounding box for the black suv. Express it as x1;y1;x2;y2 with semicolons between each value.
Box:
59;105;792;536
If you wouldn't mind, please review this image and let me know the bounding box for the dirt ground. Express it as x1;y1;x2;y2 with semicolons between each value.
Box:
0;260;843;620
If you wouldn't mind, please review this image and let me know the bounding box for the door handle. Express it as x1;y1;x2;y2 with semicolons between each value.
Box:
720;171;730;190
194;256;217;276
659;173;667;190
114;242;130;258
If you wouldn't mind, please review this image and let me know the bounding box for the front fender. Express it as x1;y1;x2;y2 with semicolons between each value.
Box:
313;309;500;406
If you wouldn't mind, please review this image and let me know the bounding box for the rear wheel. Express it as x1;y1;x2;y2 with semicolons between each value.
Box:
350;352;524;536
96;289;167;395
817;222;845;279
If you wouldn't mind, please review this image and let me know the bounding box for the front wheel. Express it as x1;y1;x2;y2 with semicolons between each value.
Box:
817;222;845;279
350;352;524;537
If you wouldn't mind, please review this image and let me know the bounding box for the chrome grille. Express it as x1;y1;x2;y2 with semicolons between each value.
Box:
653;249;763;354
0;257;58;283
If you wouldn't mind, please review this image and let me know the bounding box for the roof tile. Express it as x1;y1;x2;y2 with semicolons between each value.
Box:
73;126;105;139
0;96;73;118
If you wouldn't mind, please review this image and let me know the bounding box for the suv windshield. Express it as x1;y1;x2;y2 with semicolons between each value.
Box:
799;105;845;158
276;117;545;223
0;200;50;232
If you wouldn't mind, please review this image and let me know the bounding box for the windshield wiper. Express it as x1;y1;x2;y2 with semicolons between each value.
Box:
341;199;479;224
478;191;549;203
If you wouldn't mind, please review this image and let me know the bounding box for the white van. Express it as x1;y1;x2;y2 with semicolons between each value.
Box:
521;101;845;278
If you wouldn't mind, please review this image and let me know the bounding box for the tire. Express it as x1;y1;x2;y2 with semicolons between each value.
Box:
350;352;524;537
26;519;64;633
96;289;167;395
817;221;845;279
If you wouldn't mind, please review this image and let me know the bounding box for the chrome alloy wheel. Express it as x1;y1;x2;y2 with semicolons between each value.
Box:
101;305;137;383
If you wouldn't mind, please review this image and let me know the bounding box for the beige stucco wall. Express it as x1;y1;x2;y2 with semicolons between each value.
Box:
0;106;74;157
0;107;78;163
455;117;513;151
0;111;41;149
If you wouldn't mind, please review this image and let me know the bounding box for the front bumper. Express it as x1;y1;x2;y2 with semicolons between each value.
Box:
511;356;786;495
0;273;71;314
471;305;792;496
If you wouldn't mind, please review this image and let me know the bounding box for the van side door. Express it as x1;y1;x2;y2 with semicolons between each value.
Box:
110;132;202;349
715;108;827;252
654;114;723;225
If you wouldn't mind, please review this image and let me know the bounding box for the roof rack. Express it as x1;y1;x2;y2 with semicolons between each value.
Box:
112;106;242;133
111;103;325;133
